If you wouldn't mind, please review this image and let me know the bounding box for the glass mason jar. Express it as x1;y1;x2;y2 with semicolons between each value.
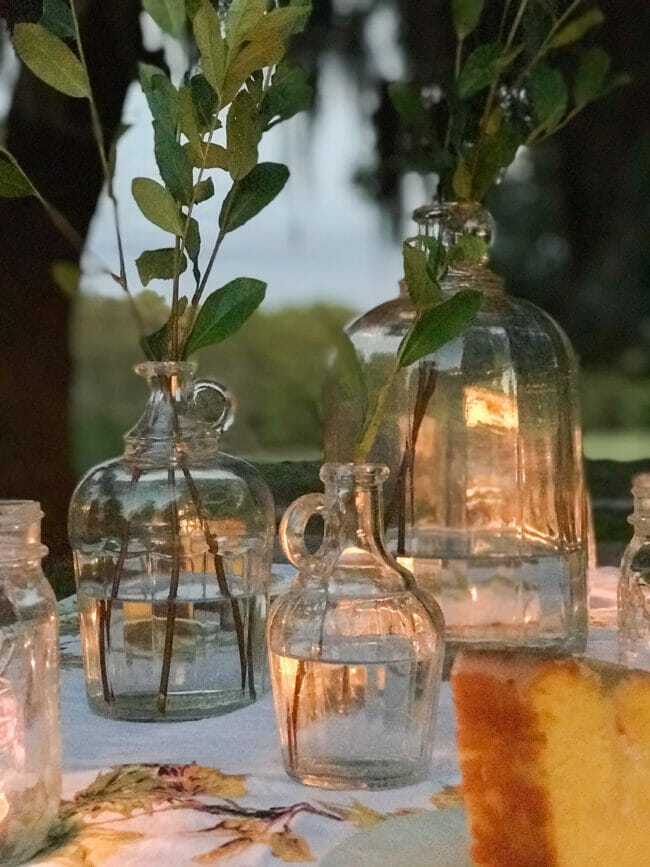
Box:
0;501;60;865
267;463;445;790
618;474;650;668
324;201;588;651
69;362;275;721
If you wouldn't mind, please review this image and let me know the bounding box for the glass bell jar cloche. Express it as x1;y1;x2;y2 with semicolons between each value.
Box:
0;501;60;865
267;463;445;790
324;201;588;651
69;361;275;721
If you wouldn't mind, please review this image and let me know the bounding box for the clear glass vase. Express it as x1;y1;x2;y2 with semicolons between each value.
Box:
618;474;650;667
69;362;275;721
0;501;60;865
267;463;445;790
324;201;588;651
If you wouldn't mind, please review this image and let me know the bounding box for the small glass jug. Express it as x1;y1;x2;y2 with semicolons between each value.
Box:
69;362;274;721
267;463;445;790
0;501;60;865
618;474;650;667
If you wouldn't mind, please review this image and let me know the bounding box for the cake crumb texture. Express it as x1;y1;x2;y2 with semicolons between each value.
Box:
452;653;650;867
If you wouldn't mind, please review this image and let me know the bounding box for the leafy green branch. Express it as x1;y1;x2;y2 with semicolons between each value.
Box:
0;0;313;361
389;0;629;204
352;229;484;463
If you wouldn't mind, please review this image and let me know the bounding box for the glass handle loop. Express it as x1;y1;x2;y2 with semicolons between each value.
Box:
194;380;235;432
280;493;341;575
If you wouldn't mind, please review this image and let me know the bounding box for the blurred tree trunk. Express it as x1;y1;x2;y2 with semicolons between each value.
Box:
0;0;142;562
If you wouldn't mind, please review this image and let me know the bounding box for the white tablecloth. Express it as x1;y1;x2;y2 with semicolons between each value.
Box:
29;567;621;866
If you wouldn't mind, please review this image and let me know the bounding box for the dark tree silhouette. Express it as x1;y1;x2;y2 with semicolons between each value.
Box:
0;0;143;560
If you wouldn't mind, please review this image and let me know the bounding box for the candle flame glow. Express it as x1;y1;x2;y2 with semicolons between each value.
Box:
464;387;518;429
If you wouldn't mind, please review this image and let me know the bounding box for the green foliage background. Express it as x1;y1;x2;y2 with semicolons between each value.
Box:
71;292;650;472
71;292;352;471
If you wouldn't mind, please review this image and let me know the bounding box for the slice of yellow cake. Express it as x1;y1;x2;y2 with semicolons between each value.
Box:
451;652;650;867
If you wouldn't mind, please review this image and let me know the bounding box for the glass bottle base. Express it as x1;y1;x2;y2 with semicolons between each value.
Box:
284;757;428;790
85;689;258;722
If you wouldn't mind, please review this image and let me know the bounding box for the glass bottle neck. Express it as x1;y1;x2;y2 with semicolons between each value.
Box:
400;200;502;297
332;485;391;562
0;501;47;564
629;476;650;538
125;361;220;464
320;464;412;591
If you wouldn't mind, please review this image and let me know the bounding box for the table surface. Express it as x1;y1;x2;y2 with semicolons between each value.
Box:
29;567;621;866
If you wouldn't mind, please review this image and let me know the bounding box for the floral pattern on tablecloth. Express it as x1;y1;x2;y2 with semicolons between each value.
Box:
32;763;462;865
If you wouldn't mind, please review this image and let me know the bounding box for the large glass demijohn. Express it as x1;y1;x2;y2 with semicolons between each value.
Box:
324;202;588;650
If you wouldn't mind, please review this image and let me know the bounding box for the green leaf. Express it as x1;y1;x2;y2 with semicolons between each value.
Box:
239;6;310;44
186;218;201;281
193;0;225;97
458;42;503;99
527;62;568;131
132;177;184;234
221;34;285;106
184;277;266;356
185;141;229;170
51;260;80;296
190;73;219;131
398;290;482;368
139;65;193;205
139;63;178;127
143;298;188;360
0;149;33;197
13;23;89;98
219;162;289;233
226;89;261;180
143;0;186;37
388;81;430;134
40;0;74;39
247;69;264;104
225;0;266;49
449;234;488;266
193;178;214;203
417;236;448;282
452;0;485;39
574;47;611;107
261;60;312;129
549;8;604;48
471;121;524;200
153;121;194;205
402;241;442;312
136;248;187;286
178;85;201;145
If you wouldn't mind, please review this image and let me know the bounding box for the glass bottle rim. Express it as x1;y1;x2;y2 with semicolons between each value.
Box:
0;500;47;562
632;473;650;495
412;199;493;233
134;360;198;379
320;462;390;489
0;500;43;528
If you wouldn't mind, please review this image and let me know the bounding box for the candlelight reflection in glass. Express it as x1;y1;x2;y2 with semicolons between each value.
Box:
268;464;444;790
325;201;588;652
0;501;60;865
